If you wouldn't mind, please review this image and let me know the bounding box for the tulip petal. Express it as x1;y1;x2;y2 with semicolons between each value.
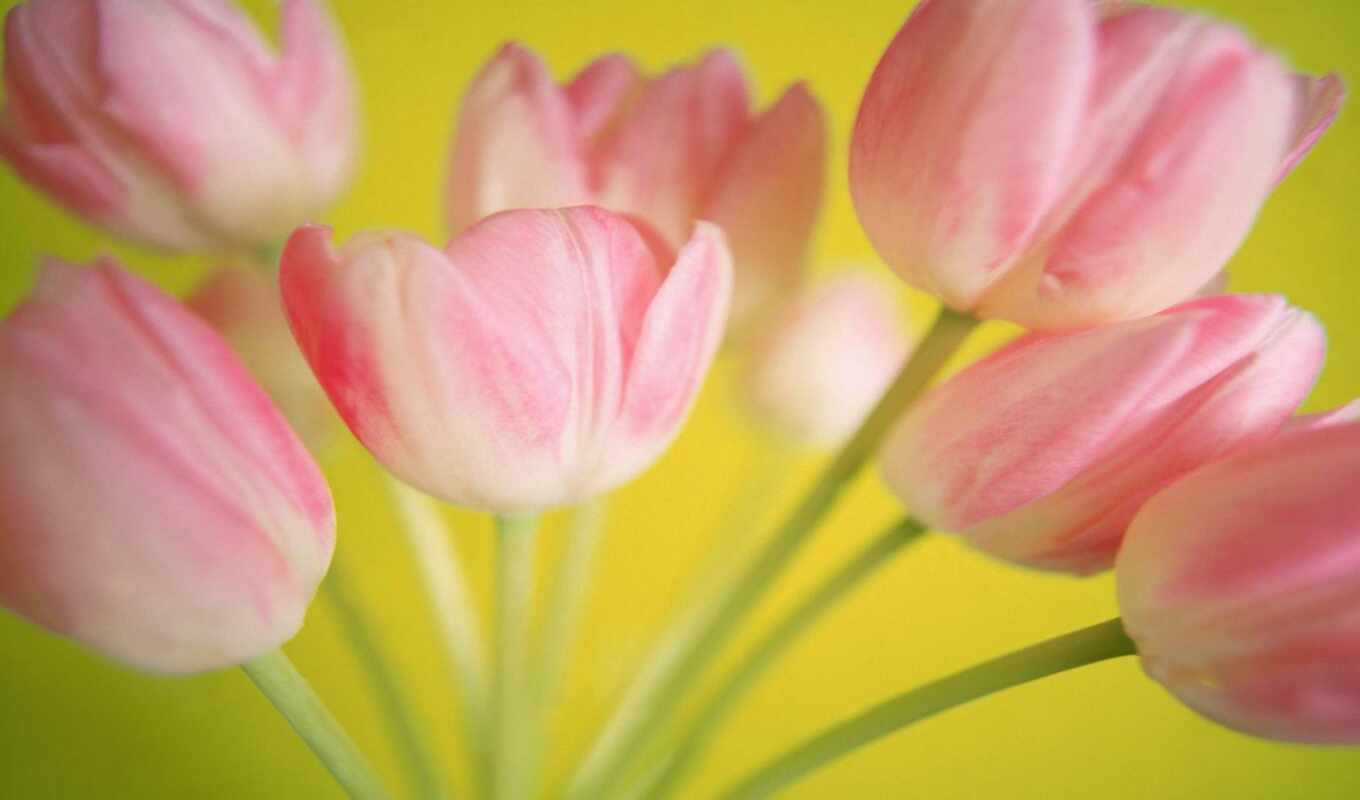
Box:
1276;72;1345;185
275;0;357;202
0;261;332;673
599;221;731;490
594;49;750;246
566;53;642;142
446;43;592;234
1118;421;1360;742
701;83;826;337
980;19;1296;327
849;0;1095;308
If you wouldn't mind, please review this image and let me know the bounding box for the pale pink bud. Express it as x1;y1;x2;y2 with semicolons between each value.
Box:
0;259;335;674
446;44;824;336
280;207;732;512
1117;414;1360;743
0;0;357;253
740;273;911;447
851;0;1342;329
187;266;337;453
880;295;1325;574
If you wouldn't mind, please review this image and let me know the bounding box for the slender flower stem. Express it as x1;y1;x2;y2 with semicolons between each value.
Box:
719;618;1138;800
242;649;393;800
492;513;540;800
568;307;979;800
634;518;929;800
324;561;447;800
524;497;609;798
384;476;491;772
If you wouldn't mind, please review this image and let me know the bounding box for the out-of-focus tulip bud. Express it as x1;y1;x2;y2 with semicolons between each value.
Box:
1117;414;1360;743
740;272;912;447
187;266;337;453
851;0;1343;329
0;259;335;674
880;295;1325;574
447;44;824;338
280;206;732;512
0;0;357;253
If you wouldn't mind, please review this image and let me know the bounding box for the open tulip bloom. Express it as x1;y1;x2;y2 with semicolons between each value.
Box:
0;0;1357;799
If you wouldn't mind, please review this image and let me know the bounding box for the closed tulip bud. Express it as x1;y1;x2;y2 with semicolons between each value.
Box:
447;44;824;338
880;295;1325;574
0;259;335;674
740;272;912;447
1117;414;1360;743
0;0;357;253
851;0;1343;329
280;206;732;512
187;266;338;453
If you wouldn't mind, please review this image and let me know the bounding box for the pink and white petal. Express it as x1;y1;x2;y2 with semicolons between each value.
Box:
1281;399;1360;435
566;53;642;142
593;49;750;246
275;0;358;202
701;83;826;338
596;222;732;492
1275;72;1344;185
96;0;310;242
849;0;1095;308
446;43;592;234
0;133;126;218
981;30;1296;328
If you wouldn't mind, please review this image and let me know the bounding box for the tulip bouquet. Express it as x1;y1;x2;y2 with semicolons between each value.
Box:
0;0;1355;798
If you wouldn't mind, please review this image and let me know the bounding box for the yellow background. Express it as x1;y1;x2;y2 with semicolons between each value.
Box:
2;1;1358;797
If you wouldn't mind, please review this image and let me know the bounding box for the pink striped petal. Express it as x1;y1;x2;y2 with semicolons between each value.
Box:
445;43;592;234
849;0;1095;309
701;83;826;338
1276;72;1345;184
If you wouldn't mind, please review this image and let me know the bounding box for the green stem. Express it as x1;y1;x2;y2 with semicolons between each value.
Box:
568;307;979;799
719;618;1137;800
242;650;393;800
525;497;609;797
324;562;447;799
385;475;490;785
492;513;540;800
636;519;928;800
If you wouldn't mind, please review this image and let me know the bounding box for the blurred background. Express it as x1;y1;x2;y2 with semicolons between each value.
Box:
1;0;1358;797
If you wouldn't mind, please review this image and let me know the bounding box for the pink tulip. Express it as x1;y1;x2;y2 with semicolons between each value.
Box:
187;266;337;453
740;272;912;447
280;206;732;512
0;0;357;252
880;295;1325;574
447;44;824;338
1117;412;1360;743
0;259;334;673
851;0;1343;329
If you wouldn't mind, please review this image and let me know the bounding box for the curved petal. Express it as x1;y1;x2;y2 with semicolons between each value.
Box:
445;43;592;234
275;0;358;205
595;221;732;492
849;0;1095;308
979;19;1297;328
593;49;750;246
0;260;332;673
566;52;642;142
702;83;826;338
1276;72;1344;185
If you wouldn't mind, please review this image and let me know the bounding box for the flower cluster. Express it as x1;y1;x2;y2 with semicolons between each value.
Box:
0;0;1355;797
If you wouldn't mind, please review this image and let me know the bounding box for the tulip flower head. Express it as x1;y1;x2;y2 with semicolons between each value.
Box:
281;206;732;512
447;44;824;338
188;266;337;453
880;295;1325;574
0;0;357;252
0;259;335;674
740;272;912;447
1118;413;1360;744
851;0;1343;329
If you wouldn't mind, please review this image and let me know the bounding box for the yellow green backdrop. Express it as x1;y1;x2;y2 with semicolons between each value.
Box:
1;1;1358;797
